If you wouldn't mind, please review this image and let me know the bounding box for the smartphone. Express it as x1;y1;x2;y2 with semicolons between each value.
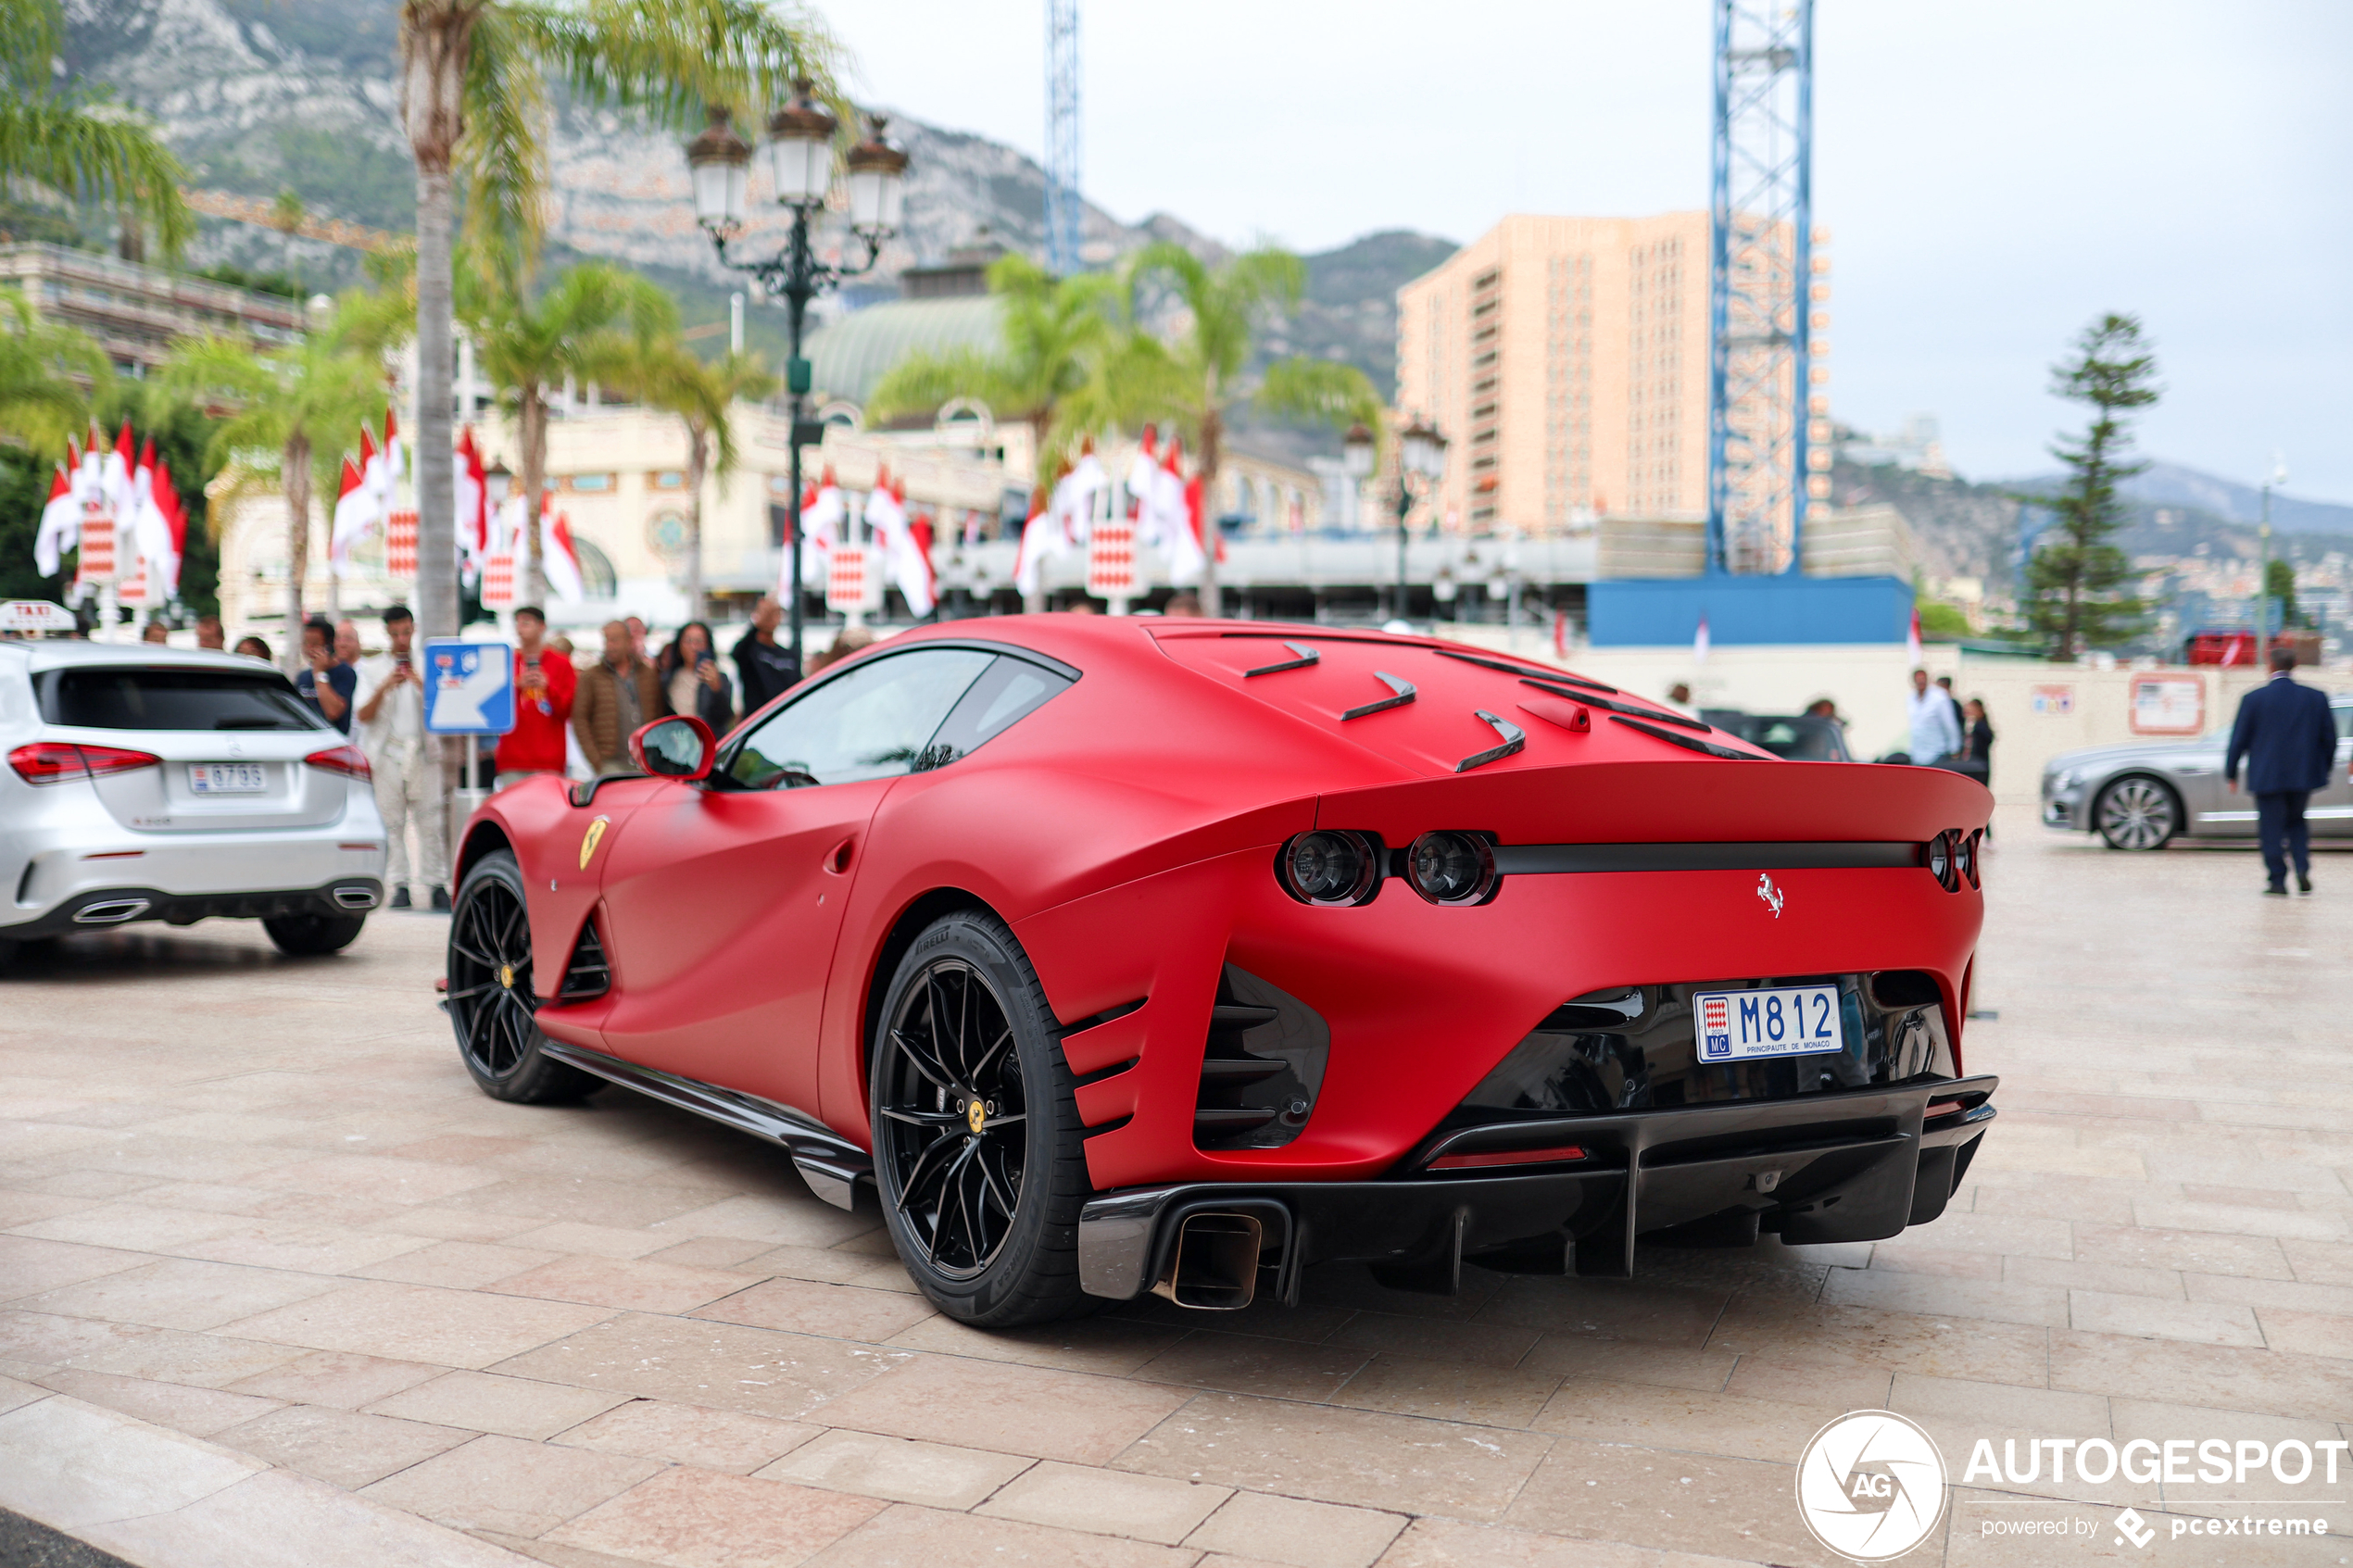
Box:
697;652;714;668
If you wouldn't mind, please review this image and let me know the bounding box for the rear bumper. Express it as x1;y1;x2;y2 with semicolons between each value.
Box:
0;877;384;939
1077;1074;1995;1301
1;817;386;935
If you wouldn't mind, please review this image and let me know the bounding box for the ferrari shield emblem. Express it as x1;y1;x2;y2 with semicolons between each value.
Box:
966;1099;987;1135
579;815;610;870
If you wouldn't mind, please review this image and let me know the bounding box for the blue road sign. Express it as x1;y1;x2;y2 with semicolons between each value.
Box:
422;638;516;735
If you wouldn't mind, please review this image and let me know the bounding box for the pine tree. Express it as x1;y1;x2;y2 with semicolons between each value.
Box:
2026;314;2158;658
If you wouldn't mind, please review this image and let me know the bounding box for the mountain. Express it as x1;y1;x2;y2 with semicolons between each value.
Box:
52;0;1447;402
1836;458;2353;604
1995;459;2353;535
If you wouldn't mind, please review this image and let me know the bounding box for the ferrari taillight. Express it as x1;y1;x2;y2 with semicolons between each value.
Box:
8;742;161;785
304;746;372;782
1276;831;1382;907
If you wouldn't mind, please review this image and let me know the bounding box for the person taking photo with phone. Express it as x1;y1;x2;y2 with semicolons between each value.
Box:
658;620;735;734
494;607;577;790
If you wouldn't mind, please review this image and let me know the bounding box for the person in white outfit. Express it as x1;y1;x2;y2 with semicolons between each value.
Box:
1906;667;1962;766
353;606;448;910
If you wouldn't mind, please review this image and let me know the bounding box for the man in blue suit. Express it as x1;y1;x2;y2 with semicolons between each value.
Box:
2225;646;2341;895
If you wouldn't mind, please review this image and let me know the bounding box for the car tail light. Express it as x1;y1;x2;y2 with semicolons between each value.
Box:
1405;831;1498;905
1923;831;1959;891
1957;829;1982;889
1275;831;1382;907
304;746;372;782
1430;1144;1587;1171
8;742;161;785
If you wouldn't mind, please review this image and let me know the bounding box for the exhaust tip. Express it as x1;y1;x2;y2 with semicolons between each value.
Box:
72;897;150;925
332;885;379;910
1151;1210;1264;1311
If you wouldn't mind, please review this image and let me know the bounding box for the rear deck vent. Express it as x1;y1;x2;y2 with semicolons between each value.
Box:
559;922;610;1000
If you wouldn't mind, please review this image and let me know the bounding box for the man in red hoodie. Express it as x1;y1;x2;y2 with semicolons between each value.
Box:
494;607;576;790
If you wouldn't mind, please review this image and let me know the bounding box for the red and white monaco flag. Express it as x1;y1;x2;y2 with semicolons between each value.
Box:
34;462;78;577
330;455;374;577
1906;606;1922;666
540;495;585;603
454;426;489;576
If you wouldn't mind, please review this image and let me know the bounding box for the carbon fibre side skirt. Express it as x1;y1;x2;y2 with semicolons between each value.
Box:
538;1041;871;1210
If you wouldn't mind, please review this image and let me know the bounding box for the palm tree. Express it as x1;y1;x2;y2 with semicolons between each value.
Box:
617;339;776;617
866;254;1119;468
158;329;384;667
460;258;675;605
398;0;837;644
0;0;193;255
0;294;108;456
1115;242;1386;615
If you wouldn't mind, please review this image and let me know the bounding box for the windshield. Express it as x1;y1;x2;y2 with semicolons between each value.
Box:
37;667;326;732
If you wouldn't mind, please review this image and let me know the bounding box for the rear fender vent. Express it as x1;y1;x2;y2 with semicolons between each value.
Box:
558;919;611;1001
1193;965;1329;1151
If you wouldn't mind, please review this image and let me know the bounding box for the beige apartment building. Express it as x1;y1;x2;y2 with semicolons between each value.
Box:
1396;212;1714;536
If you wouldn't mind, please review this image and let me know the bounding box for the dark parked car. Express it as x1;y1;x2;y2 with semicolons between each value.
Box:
1699;710;1853;762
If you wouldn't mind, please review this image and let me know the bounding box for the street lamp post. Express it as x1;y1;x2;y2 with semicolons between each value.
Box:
2257;453;2286;650
1346;418;1447;623
685;83;909;675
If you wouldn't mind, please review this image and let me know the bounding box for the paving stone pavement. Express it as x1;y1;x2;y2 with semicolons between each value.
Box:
1;805;2348;1567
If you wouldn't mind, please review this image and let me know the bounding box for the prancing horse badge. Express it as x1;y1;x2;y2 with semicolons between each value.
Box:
579;815;610;870
1755;872;1785;918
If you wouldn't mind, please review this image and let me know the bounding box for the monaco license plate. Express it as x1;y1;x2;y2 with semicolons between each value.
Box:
188;762;267;795
1695;984;1843;1061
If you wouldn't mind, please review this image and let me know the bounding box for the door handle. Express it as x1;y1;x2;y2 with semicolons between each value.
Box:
825;837;855;874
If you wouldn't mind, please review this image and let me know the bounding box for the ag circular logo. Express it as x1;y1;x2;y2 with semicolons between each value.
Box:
1795;1410;1946;1562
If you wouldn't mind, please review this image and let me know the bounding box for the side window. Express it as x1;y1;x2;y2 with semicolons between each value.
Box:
724;648;993;790
924;656;1075;766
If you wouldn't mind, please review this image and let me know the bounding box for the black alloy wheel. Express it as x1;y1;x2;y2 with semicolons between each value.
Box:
446;850;600;1104
871;910;1091;1325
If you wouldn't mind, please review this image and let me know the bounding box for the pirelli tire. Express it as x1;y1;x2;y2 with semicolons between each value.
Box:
446;849;603;1105
869;909;1095;1328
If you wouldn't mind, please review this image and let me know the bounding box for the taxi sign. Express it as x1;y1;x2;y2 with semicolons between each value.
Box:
0;600;77;633
422;637;516;734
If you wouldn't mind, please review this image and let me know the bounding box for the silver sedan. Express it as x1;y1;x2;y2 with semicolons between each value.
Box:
2042;696;2353;849
1;639;388;961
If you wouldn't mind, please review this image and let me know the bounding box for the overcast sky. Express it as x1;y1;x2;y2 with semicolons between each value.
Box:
820;1;2353;503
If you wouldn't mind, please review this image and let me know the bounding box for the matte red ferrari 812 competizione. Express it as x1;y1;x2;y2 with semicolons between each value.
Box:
444;617;1995;1326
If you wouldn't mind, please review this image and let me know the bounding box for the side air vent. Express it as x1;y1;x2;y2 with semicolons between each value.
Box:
1193;967;1329;1150
558;921;610;1000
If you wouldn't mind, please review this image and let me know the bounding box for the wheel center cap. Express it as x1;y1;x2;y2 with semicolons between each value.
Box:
966;1098;987;1135
498;964;514;990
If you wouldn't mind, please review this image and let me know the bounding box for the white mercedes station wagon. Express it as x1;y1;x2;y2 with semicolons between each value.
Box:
0;640;388;965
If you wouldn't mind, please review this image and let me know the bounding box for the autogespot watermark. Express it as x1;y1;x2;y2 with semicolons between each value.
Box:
1796;1411;1949;1562
1796;1414;2347;1559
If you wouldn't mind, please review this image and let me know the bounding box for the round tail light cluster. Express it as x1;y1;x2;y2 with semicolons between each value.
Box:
1405;831;1498;906
1276;831;1382;906
1924;829;1983;892
1276;830;1500;908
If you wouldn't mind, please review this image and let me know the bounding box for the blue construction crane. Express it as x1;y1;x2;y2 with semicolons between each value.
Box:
1706;0;1818;576
1045;0;1082;276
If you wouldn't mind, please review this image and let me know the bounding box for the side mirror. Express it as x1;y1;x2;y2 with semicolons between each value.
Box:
629;715;714;782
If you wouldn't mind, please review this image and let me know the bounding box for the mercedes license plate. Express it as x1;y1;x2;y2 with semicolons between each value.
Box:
1695;985;1843;1061
188;763;266;795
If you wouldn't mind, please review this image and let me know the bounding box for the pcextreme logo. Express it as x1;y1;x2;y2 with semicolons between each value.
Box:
1795;1411;1947;1561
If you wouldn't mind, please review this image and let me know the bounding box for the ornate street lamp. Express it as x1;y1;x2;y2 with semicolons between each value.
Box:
685;82;909;672
1346;418;1445;622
